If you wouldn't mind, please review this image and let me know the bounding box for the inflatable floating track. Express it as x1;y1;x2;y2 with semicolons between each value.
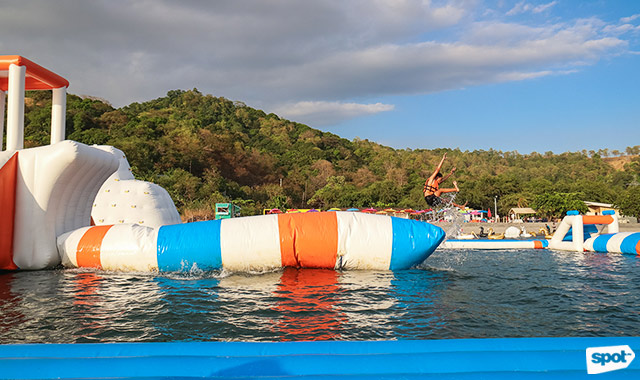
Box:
441;239;549;250
58;212;445;272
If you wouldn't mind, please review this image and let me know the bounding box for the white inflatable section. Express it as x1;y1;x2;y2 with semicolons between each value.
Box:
549;215;584;252
91;146;181;228
0;141;118;269
336;212;392;270
58;224;159;272
220;214;282;272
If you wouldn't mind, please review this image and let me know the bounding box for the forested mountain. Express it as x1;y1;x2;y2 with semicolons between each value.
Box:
18;89;640;219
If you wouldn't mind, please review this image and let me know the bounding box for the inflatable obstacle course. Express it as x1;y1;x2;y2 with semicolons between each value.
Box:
1;55;445;272
549;210;640;255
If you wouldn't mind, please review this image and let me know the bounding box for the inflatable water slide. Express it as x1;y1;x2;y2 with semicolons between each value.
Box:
0;55;445;273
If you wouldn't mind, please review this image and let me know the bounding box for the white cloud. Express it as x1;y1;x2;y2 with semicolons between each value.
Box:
0;0;633;127
273;101;395;126
620;14;640;24
507;1;557;16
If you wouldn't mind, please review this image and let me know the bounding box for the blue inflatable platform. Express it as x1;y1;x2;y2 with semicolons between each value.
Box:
1;337;639;379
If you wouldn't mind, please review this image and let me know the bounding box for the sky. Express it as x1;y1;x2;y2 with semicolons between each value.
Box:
1;0;638;153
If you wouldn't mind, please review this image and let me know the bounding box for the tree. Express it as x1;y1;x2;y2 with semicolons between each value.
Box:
531;192;588;219
616;186;640;221
20;87;636;217
309;176;357;208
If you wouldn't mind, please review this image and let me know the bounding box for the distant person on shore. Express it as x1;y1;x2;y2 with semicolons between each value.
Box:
423;153;466;210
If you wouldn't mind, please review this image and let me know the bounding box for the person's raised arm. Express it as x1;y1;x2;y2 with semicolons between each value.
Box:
441;167;456;182
429;153;447;179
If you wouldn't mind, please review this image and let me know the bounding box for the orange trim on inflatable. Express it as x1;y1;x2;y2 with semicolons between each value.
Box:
533;240;543;249
0;55;69;91
636;240;640;256
0;153;19;270
582;215;613;225
76;225;113;269
277;213;338;268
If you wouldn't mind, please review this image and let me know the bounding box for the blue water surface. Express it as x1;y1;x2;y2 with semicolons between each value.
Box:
1;248;639;343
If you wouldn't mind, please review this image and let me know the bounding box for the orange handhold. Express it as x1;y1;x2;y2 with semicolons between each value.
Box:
582;215;613;225
0;153;19;270
277;213;338;269
76;225;113;269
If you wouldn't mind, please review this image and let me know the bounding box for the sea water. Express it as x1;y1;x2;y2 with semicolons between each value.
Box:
2;247;639;343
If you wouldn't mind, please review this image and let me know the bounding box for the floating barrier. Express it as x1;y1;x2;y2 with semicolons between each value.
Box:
1;337;638;379
58;212;445;272
441;239;548;250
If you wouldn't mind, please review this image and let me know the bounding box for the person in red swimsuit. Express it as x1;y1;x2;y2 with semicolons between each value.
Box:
423;153;466;209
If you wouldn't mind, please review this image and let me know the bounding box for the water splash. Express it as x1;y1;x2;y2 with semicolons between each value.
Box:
435;193;466;239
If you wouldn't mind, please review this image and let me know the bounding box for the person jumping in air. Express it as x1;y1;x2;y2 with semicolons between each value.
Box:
423;152;466;210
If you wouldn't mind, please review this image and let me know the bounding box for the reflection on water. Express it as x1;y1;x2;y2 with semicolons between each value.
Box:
274;268;345;340
1;248;640;343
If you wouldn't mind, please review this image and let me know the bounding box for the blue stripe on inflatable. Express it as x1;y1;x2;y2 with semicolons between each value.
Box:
1;337;639;379
390;218;445;270
621;233;640;255
157;220;223;272
592;234;615;253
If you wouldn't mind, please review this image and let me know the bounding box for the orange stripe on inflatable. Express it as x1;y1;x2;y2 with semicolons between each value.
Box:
277;213;338;269
582;215;613;225
636;240;640;256
76;226;113;269
0;153;19;270
533;240;543;249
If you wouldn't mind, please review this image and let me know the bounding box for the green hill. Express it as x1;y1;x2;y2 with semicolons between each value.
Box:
18;89;640;219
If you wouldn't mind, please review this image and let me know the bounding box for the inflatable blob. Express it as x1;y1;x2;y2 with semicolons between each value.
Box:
58;212;445;272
